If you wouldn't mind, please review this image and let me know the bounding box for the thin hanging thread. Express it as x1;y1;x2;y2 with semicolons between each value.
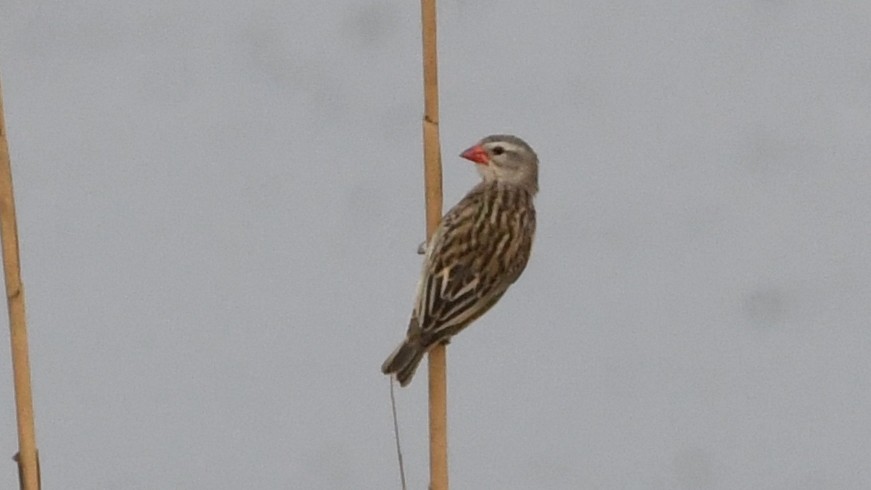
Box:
390;378;408;490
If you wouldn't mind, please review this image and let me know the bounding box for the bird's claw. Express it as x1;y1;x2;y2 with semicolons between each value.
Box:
417;240;427;255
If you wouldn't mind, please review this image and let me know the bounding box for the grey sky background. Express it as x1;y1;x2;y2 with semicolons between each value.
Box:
2;1;871;488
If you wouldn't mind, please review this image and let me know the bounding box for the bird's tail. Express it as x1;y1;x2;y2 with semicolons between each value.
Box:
381;338;427;387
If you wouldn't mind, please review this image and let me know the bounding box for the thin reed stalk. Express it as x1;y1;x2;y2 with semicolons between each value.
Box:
0;79;41;490
420;0;447;489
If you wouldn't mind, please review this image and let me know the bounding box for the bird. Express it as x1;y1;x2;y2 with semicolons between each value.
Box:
381;135;539;386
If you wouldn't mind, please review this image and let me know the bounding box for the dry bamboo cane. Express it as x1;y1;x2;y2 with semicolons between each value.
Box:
0;80;41;490
420;0;447;489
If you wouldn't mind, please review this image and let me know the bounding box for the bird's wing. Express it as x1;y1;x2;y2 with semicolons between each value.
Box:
416;256;506;343
412;191;530;343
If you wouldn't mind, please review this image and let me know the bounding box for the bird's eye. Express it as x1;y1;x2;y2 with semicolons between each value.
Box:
492;146;505;156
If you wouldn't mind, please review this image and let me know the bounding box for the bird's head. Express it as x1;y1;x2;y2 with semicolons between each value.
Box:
460;135;538;194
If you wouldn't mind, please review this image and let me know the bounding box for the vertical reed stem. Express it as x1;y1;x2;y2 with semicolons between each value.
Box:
0;79;41;490
420;1;447;489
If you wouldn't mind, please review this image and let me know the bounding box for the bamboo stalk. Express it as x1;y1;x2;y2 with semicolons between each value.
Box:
0;80;40;490
420;0;447;489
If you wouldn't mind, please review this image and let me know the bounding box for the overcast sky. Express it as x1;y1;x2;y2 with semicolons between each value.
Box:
2;1;871;488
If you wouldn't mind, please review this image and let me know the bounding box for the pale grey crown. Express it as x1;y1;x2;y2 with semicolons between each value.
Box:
476;134;539;194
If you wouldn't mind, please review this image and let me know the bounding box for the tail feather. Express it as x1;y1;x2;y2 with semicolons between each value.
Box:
381;339;427;387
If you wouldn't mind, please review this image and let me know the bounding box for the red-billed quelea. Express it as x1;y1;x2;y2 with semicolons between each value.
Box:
382;135;538;386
